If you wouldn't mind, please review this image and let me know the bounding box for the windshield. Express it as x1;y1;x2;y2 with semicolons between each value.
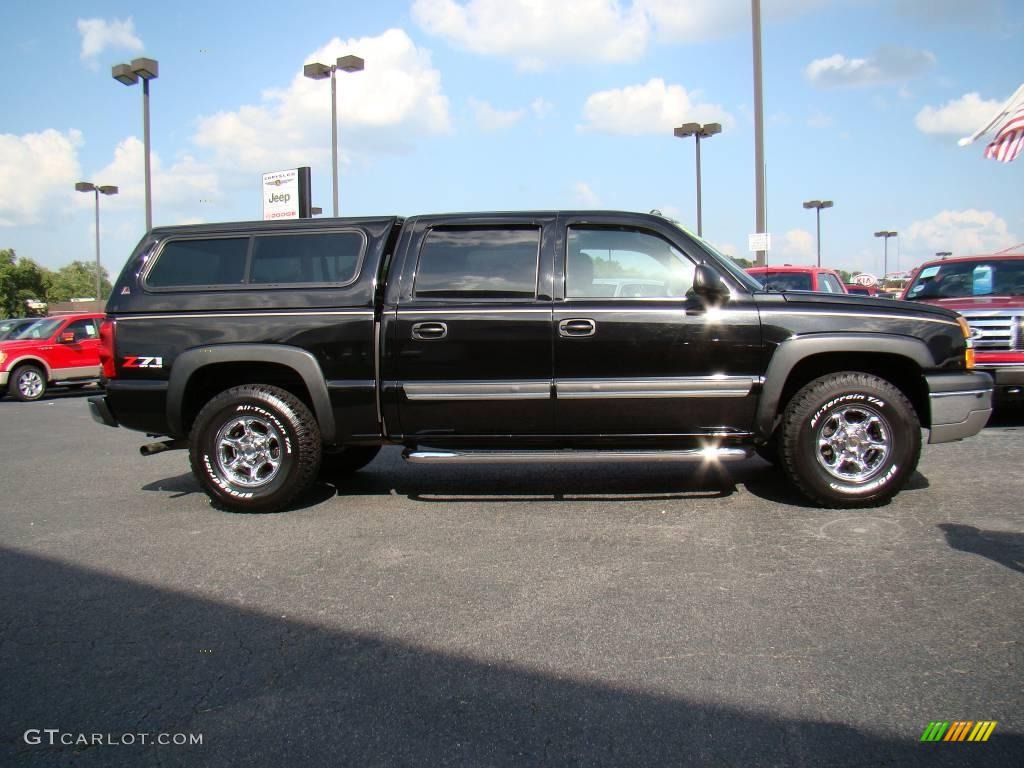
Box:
753;271;813;291
905;259;1024;300
9;318;62;340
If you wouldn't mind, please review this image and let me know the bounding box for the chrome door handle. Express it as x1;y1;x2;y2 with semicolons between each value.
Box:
411;321;448;340
558;318;596;337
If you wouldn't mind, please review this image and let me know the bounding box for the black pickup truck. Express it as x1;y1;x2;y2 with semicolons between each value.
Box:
89;211;992;512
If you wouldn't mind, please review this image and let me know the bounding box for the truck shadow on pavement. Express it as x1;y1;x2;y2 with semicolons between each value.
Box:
938;523;1024;575
143;456;934;513
2;546;1018;768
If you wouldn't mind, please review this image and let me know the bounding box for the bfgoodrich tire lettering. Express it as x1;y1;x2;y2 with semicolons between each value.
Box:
189;384;321;512
780;372;921;508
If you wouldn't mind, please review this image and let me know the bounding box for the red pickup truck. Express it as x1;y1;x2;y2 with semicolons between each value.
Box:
902;253;1024;404
0;313;104;401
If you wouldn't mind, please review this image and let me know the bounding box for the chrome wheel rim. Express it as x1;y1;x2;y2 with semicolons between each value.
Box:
18;370;43;399
214;415;284;488
815;404;891;484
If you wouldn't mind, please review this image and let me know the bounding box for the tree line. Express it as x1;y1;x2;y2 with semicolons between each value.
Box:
0;249;113;317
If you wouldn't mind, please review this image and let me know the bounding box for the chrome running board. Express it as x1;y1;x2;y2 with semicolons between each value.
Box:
402;447;751;464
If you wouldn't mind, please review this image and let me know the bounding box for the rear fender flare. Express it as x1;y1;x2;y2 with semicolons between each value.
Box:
167;345;336;442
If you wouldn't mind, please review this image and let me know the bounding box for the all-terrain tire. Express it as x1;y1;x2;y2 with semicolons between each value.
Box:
779;372;921;508
189;384;321;513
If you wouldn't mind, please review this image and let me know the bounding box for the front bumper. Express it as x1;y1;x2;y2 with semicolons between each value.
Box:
88;395;119;428
926;372;993;444
975;365;1024;400
0;371;8;387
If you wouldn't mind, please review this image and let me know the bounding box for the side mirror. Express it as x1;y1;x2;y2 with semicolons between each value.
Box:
59;332;76;344
690;263;731;304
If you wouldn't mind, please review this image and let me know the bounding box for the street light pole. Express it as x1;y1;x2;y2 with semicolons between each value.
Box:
673;122;721;237
803;200;833;267
304;54;364;217
112;58;158;232
751;0;767;266
874;230;897;278
936;251;952;260
75;182;119;300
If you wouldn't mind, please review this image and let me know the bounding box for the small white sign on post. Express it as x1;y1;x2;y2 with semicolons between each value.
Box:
748;232;771;252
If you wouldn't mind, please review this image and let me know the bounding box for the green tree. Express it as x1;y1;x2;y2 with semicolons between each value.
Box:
0;249;50;316
44;260;113;304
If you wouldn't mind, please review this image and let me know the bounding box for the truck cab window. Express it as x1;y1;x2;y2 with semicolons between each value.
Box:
566;227;695;299
413;228;541;299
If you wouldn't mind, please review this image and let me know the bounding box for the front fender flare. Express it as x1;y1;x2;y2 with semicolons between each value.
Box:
755;333;933;438
167;345;336;442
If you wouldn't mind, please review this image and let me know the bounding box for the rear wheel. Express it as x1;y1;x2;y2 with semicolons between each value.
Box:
189;384;321;513
11;364;47;402
780;372;920;508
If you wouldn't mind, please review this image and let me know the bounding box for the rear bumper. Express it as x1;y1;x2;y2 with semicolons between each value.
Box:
926;371;993;444
88;395;119;428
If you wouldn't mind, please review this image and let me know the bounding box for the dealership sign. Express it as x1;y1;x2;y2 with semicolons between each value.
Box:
853;273;878;287
261;167;312;220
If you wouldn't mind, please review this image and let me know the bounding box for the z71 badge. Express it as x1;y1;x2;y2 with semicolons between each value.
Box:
123;356;164;369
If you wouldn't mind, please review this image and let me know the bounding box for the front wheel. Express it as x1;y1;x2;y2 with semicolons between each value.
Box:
189;384;322;513
779;372;921;508
11;364;47;402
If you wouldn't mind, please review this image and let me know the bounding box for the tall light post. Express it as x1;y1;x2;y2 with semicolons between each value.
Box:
803;200;833;267
751;0;767;266
673;122;721;237
112;58;158;232
303;54;364;217
75;182;119;301
874;230;898;278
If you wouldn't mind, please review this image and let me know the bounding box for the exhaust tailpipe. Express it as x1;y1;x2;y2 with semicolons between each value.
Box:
139;439;187;457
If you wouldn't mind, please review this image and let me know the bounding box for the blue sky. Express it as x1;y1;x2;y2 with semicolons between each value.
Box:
1;0;1022;278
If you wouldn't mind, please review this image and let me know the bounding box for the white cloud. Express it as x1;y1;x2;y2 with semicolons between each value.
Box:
413;1;823;68
905;209;1016;258
77;17;143;61
806;46;936;88
0;129;83;226
777;229;816;263
84;137;221;219
412;0;649;70
914;92;1003;135
193;29;451;173
807;110;833;128
580;78;732;135
469;98;525;132
573;182;600;207
531;98;554;119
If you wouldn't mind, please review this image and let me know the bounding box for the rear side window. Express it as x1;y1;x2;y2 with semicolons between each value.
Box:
414;228;540;299
250;232;363;285
146;238;248;287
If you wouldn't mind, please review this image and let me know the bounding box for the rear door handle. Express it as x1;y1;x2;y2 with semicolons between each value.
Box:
411;321;448;340
558;318;596;337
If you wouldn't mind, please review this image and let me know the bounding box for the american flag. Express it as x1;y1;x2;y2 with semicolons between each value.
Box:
984;104;1024;163
958;82;1024;163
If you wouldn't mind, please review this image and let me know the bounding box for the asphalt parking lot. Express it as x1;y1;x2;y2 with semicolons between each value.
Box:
0;390;1021;767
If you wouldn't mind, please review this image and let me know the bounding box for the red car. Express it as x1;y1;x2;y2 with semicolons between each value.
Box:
746;265;848;293
903;253;1024;403
0;313;104;401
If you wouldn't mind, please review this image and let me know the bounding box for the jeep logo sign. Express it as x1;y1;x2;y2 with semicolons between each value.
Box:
261;167;311;220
